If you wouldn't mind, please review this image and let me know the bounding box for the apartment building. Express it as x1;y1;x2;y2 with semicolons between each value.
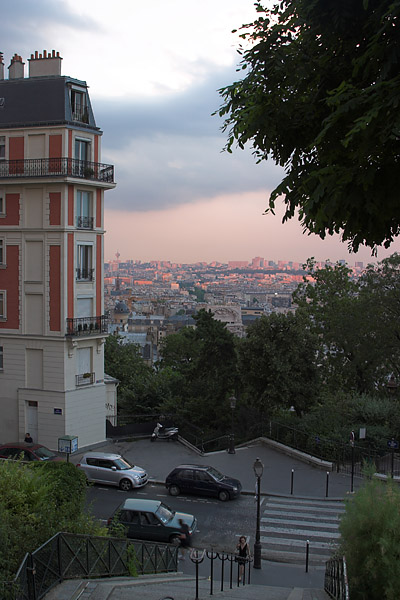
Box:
0;50;116;449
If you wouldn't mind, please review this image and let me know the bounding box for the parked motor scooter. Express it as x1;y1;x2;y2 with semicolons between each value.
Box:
151;423;179;442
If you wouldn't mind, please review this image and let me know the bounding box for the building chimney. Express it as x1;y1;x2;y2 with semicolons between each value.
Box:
0;53;4;80
28;49;62;78
8;54;25;79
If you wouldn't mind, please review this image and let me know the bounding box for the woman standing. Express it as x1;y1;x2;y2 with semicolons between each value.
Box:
236;535;250;582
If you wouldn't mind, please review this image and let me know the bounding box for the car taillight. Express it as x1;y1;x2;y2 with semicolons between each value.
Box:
77;463;81;468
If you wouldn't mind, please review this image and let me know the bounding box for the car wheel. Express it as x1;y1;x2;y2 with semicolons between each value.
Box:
169;534;181;546
168;484;180;496
218;490;229;502
119;478;133;491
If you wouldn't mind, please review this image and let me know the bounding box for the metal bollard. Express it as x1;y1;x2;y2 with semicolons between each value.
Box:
326;471;329;498
290;469;294;495
305;540;310;573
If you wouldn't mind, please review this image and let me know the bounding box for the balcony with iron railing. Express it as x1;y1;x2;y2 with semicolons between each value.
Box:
76;216;94;229
76;372;95;386
0;158;114;183
76;267;95;281
66;315;107;337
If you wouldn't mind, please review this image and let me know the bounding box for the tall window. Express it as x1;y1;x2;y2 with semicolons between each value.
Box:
75;139;90;162
0;136;5;160
74;139;91;177
71;90;88;123
0;239;4;265
0;190;4;215
76;244;93;281
0;346;3;370
76;191;93;229
0;291;6;319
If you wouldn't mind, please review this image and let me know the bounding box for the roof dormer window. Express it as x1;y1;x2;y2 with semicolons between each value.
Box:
71;89;88;123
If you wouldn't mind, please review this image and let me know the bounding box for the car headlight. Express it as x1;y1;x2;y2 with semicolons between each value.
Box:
232;486;238;491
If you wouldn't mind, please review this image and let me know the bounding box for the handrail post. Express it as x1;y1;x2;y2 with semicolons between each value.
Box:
27;554;37;600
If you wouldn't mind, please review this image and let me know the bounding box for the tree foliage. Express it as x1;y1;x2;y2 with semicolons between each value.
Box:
293;257;397;393
104;335;156;413
340;477;400;599
237;312;320;416
158;309;238;429
359;253;400;379
0;460;105;580
217;0;400;253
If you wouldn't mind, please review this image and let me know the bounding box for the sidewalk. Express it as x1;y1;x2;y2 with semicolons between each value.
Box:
71;436;361;499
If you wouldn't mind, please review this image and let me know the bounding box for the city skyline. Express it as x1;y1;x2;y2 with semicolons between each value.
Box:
4;0;400;265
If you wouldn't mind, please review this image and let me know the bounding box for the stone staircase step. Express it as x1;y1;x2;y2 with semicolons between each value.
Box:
44;574;331;600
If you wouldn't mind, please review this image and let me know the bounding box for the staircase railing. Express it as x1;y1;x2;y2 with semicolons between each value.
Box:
7;532;177;600
325;556;350;600
189;548;252;600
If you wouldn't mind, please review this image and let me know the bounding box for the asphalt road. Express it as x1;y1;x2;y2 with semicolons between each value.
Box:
85;481;260;553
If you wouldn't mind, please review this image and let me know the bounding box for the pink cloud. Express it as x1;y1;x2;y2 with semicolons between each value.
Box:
104;191;400;265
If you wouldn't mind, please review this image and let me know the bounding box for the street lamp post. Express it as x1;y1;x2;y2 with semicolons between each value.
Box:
228;395;236;454
350;431;355;493
253;457;264;569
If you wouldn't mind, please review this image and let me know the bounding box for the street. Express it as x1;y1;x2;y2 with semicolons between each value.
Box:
85;482;259;553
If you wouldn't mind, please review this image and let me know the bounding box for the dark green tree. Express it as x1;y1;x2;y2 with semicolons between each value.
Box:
340;476;400;599
0;461;105;581
237;312;320;417
217;0;400;253
104;335;155;413
294;256;400;393
158;309;238;430
294;259;387;393
359;253;400;383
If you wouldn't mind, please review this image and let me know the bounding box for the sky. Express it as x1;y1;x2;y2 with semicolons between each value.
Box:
3;0;400;266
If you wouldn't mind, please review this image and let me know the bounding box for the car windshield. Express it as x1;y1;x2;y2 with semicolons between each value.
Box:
34;447;57;460
156;503;174;524
113;458;133;470
207;466;224;481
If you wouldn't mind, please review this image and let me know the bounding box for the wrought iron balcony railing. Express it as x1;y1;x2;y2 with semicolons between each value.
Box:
0;158;114;183
76;216;94;229
66;315;108;336
76;372;95;386
76;267;95;281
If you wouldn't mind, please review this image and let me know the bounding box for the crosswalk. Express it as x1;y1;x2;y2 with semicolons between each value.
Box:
260;496;346;564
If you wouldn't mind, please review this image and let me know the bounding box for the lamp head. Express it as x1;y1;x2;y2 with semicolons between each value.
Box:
253;457;264;478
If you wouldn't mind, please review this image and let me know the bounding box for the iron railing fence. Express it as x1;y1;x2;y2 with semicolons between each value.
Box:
66;315;108;337
76;372;95;386
265;421;390;478
189;549;252;600
0;158;114;183
106;413;205;444
76;216;94;229
325;556;350;600
76;268;95;281
9;532;178;600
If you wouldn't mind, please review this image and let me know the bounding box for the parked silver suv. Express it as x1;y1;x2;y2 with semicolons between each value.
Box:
77;452;148;491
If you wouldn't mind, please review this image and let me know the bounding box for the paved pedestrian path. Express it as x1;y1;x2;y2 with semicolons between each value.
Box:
45;572;331;600
260;496;345;564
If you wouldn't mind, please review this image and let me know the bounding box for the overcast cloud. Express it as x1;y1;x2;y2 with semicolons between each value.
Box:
2;0;399;263
3;0;281;214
